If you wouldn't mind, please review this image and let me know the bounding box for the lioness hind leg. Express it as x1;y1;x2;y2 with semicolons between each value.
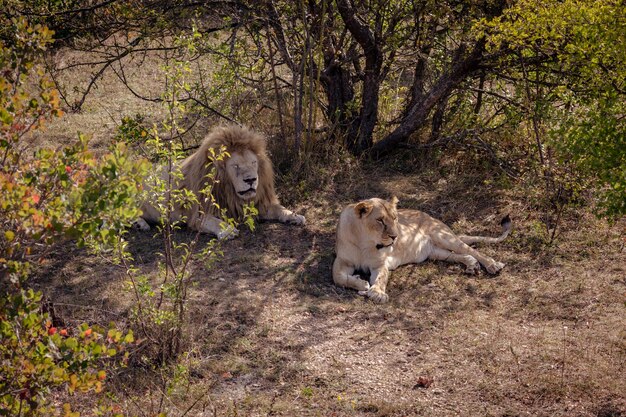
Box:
430;247;480;274
431;228;505;275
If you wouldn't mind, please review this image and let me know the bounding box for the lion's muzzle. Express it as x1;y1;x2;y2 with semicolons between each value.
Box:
237;188;257;197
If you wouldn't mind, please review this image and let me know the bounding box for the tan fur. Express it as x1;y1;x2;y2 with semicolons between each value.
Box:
333;197;510;303
137;125;305;238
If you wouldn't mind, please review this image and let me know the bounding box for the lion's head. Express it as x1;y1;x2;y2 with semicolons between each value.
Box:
352;197;400;249
180;125;278;220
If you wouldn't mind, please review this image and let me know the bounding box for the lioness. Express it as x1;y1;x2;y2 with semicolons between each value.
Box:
333;197;511;303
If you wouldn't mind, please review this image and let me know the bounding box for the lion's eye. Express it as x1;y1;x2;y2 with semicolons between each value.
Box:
377;218;384;225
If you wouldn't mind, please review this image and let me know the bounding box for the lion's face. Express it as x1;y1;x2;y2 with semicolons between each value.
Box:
354;197;400;249
224;150;259;200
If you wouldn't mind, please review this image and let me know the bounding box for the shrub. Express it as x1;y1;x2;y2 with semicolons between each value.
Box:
1;18;147;416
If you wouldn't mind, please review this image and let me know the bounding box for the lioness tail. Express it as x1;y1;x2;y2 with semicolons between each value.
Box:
458;214;511;245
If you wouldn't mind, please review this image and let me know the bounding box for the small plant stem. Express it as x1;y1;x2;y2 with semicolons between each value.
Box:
560;325;567;389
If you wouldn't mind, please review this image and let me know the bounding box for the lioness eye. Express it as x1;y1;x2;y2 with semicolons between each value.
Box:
377;218;384;224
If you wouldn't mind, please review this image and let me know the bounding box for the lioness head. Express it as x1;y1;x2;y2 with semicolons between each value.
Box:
354;197;400;249
225;150;259;200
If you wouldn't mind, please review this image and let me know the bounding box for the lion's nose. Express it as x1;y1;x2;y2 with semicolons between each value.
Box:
244;177;257;186
389;234;397;242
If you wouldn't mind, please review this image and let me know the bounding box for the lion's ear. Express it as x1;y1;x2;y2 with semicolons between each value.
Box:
390;196;399;207
354;201;374;218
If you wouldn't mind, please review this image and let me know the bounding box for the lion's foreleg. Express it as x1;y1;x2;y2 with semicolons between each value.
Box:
192;214;238;239
365;267;390;303
133;217;151;231
262;204;306;225
332;258;370;292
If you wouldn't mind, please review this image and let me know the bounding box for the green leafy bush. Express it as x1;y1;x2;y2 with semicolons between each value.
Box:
0;18;147;416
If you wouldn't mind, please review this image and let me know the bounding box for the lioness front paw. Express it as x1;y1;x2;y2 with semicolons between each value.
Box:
366;286;389;303
485;261;505;275
350;275;370;292
217;224;239;240
281;213;306;225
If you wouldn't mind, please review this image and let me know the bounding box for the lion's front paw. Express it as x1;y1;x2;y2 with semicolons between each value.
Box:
485;261;505;275
282;213;306;225
133;218;151;232
366;286;389;303
217;224;239;240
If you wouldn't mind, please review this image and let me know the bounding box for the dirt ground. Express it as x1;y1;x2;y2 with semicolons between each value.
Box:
33;164;626;417
29;48;626;416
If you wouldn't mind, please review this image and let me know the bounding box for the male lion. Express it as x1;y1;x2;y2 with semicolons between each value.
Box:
333;197;511;303
135;125;305;238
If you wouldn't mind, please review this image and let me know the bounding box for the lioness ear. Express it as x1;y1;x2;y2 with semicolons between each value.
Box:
390;196;399;207
354;201;374;218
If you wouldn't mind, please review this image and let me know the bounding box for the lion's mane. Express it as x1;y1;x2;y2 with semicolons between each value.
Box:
179;125;279;222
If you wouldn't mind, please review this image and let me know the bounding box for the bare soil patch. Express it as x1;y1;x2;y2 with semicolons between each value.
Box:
34;166;626;417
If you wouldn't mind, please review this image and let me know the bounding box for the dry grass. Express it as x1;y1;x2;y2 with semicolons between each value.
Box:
30;49;626;417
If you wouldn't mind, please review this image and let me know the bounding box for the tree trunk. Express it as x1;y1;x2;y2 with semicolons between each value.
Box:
320;56;358;141
336;0;383;155
370;40;486;158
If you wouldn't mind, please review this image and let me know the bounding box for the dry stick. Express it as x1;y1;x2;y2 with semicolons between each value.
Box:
303;1;315;149
560;325;567;389
116;383;149;417
111;58;236;124
467;86;526;109
71;36;144;111
18;0;118;17
266;28;286;142
53;302;121;316
293;0;308;154
180;386;215;417
307;0;327;150
474;72;485;115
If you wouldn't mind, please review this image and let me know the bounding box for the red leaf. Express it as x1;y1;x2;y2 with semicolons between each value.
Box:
413;375;434;389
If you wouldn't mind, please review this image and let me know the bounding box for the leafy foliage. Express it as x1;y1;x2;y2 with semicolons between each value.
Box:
0;18;146;416
0;289;133;417
119;45;256;367
478;0;626;217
